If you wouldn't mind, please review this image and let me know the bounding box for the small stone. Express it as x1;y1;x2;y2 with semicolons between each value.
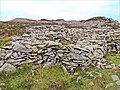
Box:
111;64;116;68
13;42;26;51
111;75;119;81
44;53;51;56
63;59;69;62
105;83;114;88
118;64;120;68
43;56;49;61
74;45;88;52
47;48;52;52
2;46;12;50
88;81;94;86
31;69;35;76
38;49;42;54
25;44;32;49
45;41;62;47
116;80;120;86
37;60;44;64
96;65;101;69
6;59;15;63
89;72;94;77
101;65;105;69
62;61;71;65
74;72;79;76
69;53;79;60
15;58;25;62
76;76;82;83
81;67;86;71
57;53;63;58
0;61;4;67
5;51;13;59
71;62;78;67
0;83;5;86
69;68;74;73
57;50;64;53
61;65;68;73
21;49;32;53
43;62;52;68
38;55;42;59
12;52;18;57
32;46;38;52
84;46;94;52
105;65;112;69
0;63;16;72
97;62;103;65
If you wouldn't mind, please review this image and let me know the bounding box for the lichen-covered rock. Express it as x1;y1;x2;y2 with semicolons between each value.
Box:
0;63;16;72
111;75;119;81
32;46;38;52
116;80;120;86
45;41;62;47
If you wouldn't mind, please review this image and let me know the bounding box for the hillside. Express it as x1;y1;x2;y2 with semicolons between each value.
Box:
10;18;37;22
0;16;120;36
0;16;120;90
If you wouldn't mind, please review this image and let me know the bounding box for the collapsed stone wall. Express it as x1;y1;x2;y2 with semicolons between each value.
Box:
0;40;115;73
0;25;120;72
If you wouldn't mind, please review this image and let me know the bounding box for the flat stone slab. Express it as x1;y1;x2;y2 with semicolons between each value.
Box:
111;75;119;81
13;42;26;52
116;80;120;86
0;63;16;72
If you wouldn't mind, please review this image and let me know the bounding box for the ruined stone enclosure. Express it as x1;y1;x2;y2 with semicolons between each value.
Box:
0;25;120;72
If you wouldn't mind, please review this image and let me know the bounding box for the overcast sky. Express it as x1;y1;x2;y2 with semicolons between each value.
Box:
0;0;120;21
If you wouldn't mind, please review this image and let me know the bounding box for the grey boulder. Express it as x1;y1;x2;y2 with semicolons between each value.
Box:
116;80;120;86
13;42;26;52
111;75;119;81
0;63;16;72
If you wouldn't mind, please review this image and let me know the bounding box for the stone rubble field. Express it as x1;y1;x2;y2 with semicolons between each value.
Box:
0;24;120;73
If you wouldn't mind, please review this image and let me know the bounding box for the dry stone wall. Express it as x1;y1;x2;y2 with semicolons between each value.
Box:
0;25;120;72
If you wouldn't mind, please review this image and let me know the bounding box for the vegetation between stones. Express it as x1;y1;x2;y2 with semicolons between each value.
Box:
0;54;120;90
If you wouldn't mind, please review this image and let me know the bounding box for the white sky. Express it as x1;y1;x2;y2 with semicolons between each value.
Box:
0;0;120;21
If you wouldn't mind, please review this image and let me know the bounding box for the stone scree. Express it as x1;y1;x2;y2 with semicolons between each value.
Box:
0;25;119;72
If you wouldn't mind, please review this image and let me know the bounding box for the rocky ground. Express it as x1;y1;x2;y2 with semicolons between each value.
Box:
0;16;120;90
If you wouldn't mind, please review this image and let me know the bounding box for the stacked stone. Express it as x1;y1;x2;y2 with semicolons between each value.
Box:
0;40;114;72
12;25;120;53
0;25;119;72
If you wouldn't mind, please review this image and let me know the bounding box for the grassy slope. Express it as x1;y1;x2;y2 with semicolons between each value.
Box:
0;54;120;90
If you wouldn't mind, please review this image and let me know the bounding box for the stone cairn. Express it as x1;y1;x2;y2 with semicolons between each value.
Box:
0;25;120;73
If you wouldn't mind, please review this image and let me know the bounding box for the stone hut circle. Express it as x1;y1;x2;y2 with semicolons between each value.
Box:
0;24;120;73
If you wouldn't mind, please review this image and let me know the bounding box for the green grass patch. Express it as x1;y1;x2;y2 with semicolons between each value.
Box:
0;63;33;90
0;36;12;46
106;53;120;65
